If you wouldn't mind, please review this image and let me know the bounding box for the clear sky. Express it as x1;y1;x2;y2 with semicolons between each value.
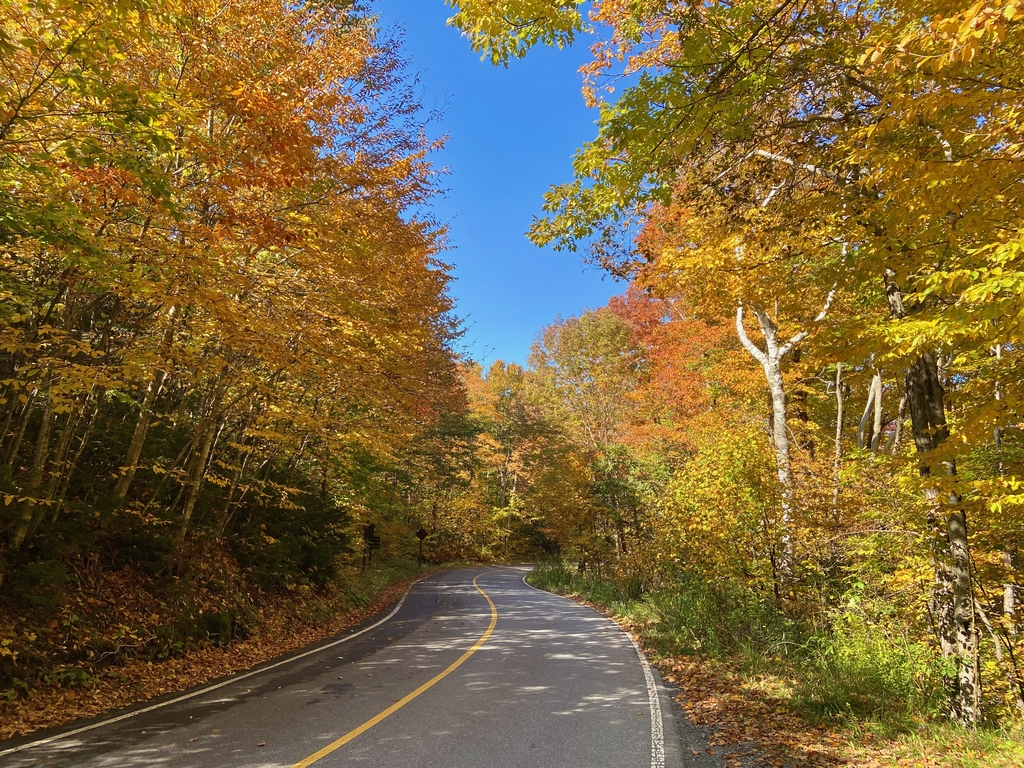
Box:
375;1;623;367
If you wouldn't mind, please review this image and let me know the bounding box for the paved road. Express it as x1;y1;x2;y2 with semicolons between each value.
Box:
1;567;681;767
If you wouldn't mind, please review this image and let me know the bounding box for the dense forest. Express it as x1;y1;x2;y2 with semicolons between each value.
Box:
3;0;1024;754
0;0;467;727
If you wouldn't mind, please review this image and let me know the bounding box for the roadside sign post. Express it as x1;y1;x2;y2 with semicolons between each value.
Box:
416;527;428;568
362;524;381;571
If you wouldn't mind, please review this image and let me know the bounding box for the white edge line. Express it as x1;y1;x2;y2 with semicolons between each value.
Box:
627;631;667;768
0;576;429;757
521;572;666;768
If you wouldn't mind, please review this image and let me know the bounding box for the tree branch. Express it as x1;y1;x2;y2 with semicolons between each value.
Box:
778;283;837;358
752;148;843;184
736;304;769;366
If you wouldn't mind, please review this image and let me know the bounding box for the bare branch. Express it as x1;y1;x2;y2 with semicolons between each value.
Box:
752;148;843;184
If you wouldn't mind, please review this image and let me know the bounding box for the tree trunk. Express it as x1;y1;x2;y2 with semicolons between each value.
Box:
736;305;797;577
833;363;844;512
887;270;980;725
1005;548;1019;636
180;417;220;534
216;446;251;539
870;372;884;452
906;351;980;726
764;357;794;571
113;308;175;504
10;391;56;550
883;392;906;455
41;406;80;507
857;371;882;450
112;369;167;504
51;397;102;523
2;389;37;470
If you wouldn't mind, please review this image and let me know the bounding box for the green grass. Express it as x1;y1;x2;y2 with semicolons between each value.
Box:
888;723;1024;767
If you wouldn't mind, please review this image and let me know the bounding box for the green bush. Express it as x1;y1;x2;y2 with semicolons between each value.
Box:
529;560;797;659
2;559;70;617
640;580;799;659
793;610;942;726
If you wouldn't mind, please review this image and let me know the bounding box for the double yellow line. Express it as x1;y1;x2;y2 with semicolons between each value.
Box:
290;574;498;768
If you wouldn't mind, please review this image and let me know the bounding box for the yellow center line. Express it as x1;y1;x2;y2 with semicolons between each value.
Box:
290;573;499;768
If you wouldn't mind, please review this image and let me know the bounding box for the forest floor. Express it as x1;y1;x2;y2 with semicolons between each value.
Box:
0;562;446;741
537;583;1024;768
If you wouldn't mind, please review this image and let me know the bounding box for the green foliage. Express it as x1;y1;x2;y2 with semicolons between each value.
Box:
233;467;353;591
447;0;586;65
794;610;942;727
1;560;69;618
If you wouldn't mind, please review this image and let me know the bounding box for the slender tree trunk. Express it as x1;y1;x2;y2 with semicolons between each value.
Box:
1005;548;1020;636
112;369;168;504
858;370;882;450
51;397;102;522
736;305;801;577
180;417;219;533
10;391;56;550
0;383;19;455
42;406;80;504
733;290;836;579
3;389;37;470
992;345;1018;633
870;372;884;452
113;308;176;504
217;447;251;539
883;392;906;455
833;363;844;512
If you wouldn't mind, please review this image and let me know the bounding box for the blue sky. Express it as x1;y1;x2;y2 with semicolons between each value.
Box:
375;1;623;367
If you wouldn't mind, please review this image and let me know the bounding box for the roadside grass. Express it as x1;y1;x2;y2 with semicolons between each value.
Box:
527;562;1024;767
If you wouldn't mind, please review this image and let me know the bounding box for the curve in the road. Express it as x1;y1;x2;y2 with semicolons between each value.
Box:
1;567;675;768
289;573;498;768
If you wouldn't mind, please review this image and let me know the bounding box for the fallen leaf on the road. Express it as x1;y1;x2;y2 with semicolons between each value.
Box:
257;741;266;747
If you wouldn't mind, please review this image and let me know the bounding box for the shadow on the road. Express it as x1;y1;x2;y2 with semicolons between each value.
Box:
4;570;653;768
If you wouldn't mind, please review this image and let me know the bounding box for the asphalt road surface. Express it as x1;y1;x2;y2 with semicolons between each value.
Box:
1;567;683;767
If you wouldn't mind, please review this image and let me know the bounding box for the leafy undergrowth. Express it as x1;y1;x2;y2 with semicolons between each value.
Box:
0;560;447;741
527;569;1024;768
